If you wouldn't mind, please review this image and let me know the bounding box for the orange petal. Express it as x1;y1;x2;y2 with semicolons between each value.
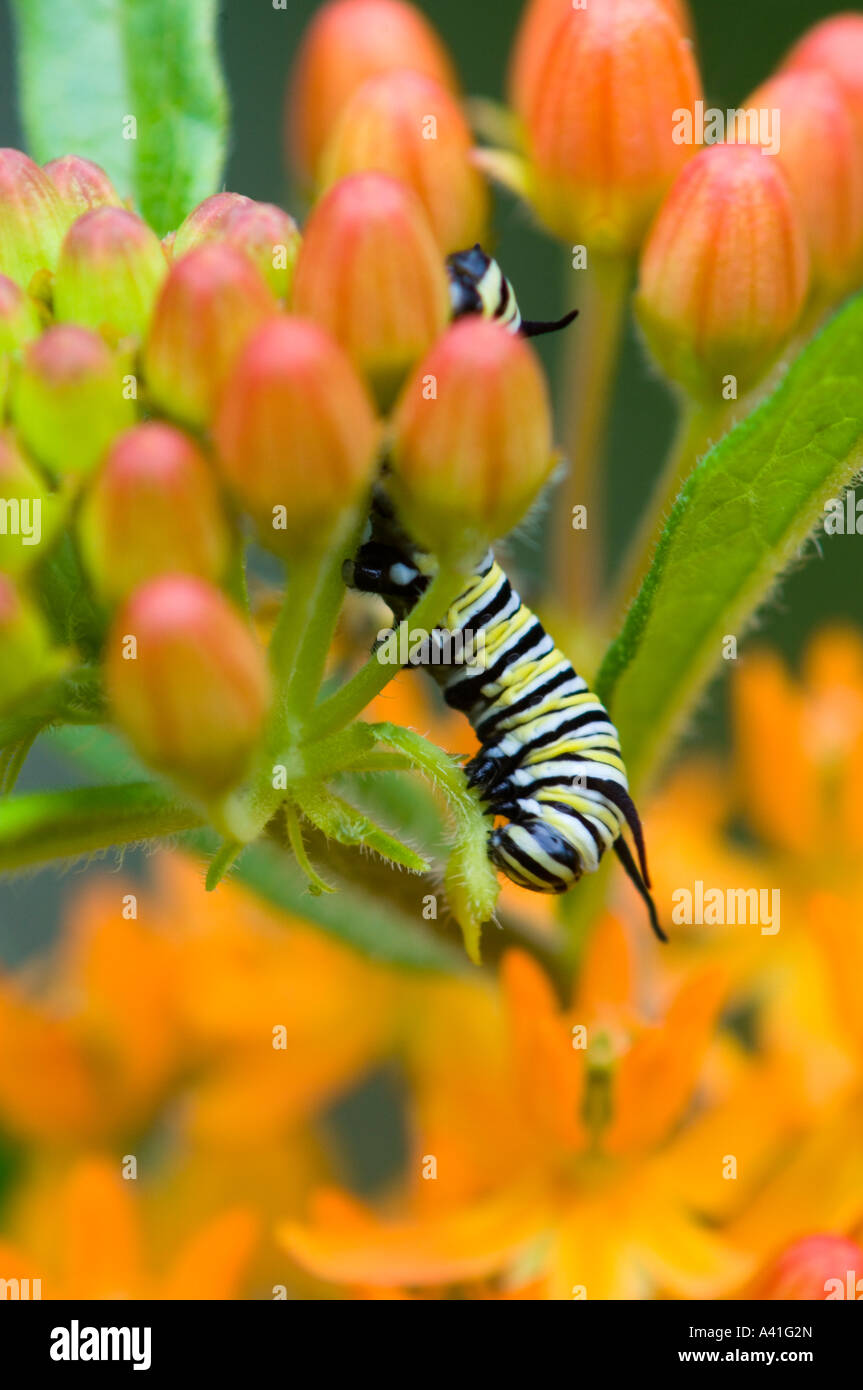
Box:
159;1208;259;1300
605;967;728;1154
278;1184;547;1288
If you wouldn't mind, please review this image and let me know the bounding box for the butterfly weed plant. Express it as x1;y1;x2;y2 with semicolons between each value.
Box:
2;0;863;987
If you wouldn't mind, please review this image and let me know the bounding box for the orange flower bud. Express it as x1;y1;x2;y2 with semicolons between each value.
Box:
784;15;863;140
739;70;863;298
214;317;379;555
389;317;555;564
510;0;693;120
286;0;457;185
170;191;253;259
292;173;449;408
514;0;701;252
637;144;809;399
106;575;271;797
0;148;65;288
43;155;123;219
218;201;302;300
143;243;278;428
79;423;231;603
12;325;135;477
53;207;168;341
751;1235;863;1300
0;574;67;714
320;70;488;252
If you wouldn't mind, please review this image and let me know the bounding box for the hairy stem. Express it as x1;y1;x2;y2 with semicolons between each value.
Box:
305;564;471;741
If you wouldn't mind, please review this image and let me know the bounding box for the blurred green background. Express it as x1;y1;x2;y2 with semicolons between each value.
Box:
0;0;858;962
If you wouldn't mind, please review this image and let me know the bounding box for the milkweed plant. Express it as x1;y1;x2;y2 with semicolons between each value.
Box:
2;0;863;1302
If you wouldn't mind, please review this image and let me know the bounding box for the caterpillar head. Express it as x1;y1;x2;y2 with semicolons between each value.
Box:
489;818;583;894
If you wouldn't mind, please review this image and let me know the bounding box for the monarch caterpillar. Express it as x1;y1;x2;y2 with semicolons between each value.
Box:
345;248;663;940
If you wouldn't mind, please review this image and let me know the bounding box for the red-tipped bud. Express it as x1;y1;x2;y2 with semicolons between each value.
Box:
0;148;65;288
320;70;488;253
0;431;59;576
783;15;863;140
106;575;271;797
389;317;555;565
741;71;863;297
143;243;278;428
507;0;701;253
214;317;379;555
510;0;694;119
286;0;457;185
43;155;123;219
637;144;809;399
292;173;449;408
219;202;302;300
751;1235;863;1300
170;191;253;259
12;325;135;478
79;423;231;603
0;574;67;714
54;207;168;341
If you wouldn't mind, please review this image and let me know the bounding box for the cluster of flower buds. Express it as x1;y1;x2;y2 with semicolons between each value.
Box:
634;11;863;401
0;0;560;810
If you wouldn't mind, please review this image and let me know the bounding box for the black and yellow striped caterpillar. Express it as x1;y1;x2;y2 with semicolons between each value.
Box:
345;248;663;940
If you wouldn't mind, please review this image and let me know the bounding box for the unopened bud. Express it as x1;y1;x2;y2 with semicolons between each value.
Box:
292;172;449;408
143;243;278;428
740;70;863;298
320;70;488;252
107;575;271;797
215;317;379;556
390;317;555;565
12;325;135;477
286;0;457;185
0;148;65;288
54;207;168;342
170;191;253;260
751;1235;863;1300
79;422;231;603
43;155;123;221
637;144;810;399
507;0;701;253
219;202;302;300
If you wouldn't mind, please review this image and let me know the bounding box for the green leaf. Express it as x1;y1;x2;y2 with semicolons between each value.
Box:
0;781;201;872
598;292;863;790
11;0;228;235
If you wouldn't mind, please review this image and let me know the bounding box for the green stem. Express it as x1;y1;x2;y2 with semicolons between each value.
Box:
285;517;362;721
551;252;632;625
606;398;728;627
306;564;471;742
0;782;202;873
